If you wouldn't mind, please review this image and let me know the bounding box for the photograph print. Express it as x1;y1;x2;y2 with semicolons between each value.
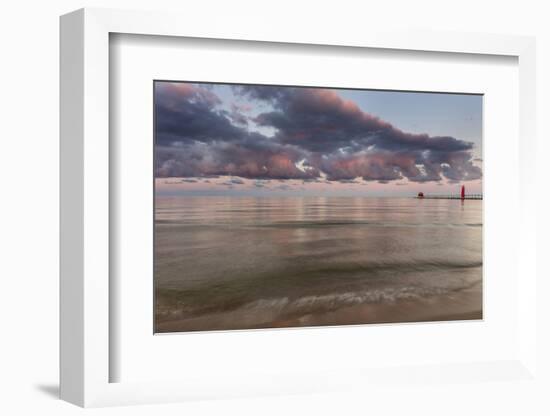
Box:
154;81;483;333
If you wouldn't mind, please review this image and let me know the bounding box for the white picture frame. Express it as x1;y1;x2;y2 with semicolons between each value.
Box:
60;7;538;408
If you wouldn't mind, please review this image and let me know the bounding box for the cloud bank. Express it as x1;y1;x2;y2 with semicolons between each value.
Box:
155;82;481;183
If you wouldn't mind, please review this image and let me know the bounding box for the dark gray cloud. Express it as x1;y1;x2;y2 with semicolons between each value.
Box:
155;82;243;146
155;82;481;183
254;180;268;188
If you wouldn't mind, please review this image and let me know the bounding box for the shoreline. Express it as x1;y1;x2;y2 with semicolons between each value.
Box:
155;287;482;333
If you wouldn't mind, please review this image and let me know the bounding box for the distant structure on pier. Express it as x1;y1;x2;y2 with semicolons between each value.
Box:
417;184;482;200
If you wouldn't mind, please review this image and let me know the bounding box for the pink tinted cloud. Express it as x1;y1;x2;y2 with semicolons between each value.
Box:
155;82;482;185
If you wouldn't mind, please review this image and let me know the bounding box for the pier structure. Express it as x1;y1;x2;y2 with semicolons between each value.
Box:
417;185;482;200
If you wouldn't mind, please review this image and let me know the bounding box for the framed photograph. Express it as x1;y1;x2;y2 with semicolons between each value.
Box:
60;8;539;408
153;80;484;334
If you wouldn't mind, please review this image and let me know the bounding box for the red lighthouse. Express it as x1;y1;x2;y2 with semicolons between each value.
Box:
460;185;465;200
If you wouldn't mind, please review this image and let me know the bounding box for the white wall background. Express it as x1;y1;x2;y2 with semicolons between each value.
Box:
0;0;548;414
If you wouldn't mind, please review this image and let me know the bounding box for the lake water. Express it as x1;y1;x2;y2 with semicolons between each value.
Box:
154;196;482;332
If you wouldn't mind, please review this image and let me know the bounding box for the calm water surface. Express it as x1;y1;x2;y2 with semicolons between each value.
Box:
155;196;482;332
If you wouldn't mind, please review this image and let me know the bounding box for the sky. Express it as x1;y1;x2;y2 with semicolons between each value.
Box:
155;81;482;197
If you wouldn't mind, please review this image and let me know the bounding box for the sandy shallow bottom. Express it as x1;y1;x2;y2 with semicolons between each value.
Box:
155;283;482;333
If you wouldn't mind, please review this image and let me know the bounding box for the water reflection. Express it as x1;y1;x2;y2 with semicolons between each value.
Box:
155;196;482;332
